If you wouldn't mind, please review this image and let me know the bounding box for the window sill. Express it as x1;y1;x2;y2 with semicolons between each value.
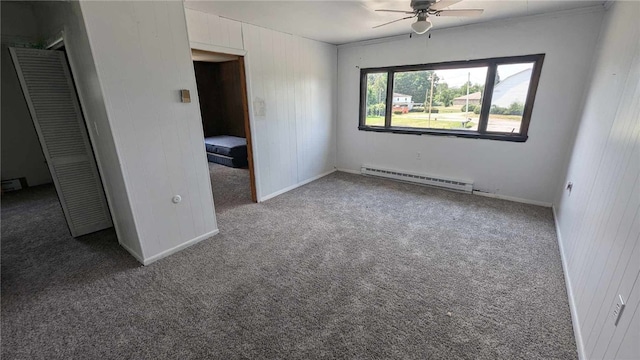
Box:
358;125;528;142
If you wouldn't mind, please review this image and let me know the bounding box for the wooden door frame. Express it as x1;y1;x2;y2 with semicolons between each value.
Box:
236;56;257;202
191;48;257;203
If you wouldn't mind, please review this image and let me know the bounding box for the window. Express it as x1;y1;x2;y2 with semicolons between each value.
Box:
358;54;544;142
364;72;387;127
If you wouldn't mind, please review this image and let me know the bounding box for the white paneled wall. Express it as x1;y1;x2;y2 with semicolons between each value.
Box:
184;10;337;201
80;1;217;263
185;8;243;52
241;23;336;199
336;8;604;205
554;2;640;359
31;1;143;257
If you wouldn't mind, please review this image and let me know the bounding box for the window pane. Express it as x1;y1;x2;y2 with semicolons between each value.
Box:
364;72;387;127
486;63;534;133
390;67;487;131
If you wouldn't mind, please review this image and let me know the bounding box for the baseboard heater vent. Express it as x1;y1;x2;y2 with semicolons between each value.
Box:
361;165;473;193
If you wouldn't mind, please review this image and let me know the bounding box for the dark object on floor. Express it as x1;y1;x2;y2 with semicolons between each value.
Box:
206;152;247;168
204;135;247;168
1;172;577;359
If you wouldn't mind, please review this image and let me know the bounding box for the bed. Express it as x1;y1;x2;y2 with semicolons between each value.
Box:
204;136;248;168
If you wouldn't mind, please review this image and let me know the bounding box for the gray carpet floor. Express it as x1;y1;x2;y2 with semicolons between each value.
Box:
1;170;577;359
208;162;253;212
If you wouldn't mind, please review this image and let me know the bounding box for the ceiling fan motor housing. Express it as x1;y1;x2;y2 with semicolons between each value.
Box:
373;0;482;31
411;0;438;11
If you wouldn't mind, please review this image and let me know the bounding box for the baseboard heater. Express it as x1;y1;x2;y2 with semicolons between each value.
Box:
361;165;473;193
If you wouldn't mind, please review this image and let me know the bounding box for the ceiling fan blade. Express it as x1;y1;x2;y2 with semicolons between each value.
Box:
373;15;416;29
375;9;415;14
430;0;464;11
434;9;484;17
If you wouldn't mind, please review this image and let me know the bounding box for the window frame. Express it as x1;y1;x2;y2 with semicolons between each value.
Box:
358;54;545;142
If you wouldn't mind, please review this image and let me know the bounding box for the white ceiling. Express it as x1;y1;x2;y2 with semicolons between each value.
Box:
184;0;605;45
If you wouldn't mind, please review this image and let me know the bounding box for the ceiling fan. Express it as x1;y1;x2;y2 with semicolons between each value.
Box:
374;0;484;35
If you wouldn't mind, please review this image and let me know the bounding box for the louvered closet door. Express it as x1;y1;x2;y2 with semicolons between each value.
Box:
10;47;112;237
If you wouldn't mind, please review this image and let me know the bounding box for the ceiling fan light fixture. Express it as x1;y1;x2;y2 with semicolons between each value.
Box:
411;16;432;34
374;1;481;33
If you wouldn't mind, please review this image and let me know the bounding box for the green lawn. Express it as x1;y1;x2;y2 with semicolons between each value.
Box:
366;114;476;130
365;108;522;131
433;106;466;114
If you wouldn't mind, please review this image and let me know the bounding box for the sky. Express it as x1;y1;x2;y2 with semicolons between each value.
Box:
434;63;533;88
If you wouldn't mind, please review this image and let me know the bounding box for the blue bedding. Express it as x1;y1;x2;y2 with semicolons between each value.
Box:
206;153;248;168
204;136;247;159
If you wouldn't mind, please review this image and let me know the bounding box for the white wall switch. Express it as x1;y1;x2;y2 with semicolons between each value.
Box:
613;294;625;326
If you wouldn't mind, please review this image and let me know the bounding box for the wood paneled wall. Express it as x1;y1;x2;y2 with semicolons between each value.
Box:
194;60;245;138
555;2;640;359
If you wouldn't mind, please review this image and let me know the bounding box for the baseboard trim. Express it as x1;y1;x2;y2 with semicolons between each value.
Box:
118;241;145;265
472;190;552;207
141;229;220;266
336;168;551;207
259;169;337;202
552;206;586;360
335;168;361;175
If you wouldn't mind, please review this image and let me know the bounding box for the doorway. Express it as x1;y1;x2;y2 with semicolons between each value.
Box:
192;49;257;211
6;43;113;237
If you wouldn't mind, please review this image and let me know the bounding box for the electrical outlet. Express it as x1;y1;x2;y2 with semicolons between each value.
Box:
613;294;626;326
416;152;421;160
566;182;573;193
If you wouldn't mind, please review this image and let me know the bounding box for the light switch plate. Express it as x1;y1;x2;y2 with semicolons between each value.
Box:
613;294;625;326
180;89;191;103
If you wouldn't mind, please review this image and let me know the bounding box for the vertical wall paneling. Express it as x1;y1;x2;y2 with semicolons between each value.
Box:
31;1;144;259
227;19;243;50
185;8;244;52
206;12;223;46
294;36;305;183
335;8;604;204
81;1;217;263
294;35;306;184
185;8;209;44
284;35;299;185
184;8;337;201
134;1;186;247
274;30;292;190
554;1;640;359
261;26;280;193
